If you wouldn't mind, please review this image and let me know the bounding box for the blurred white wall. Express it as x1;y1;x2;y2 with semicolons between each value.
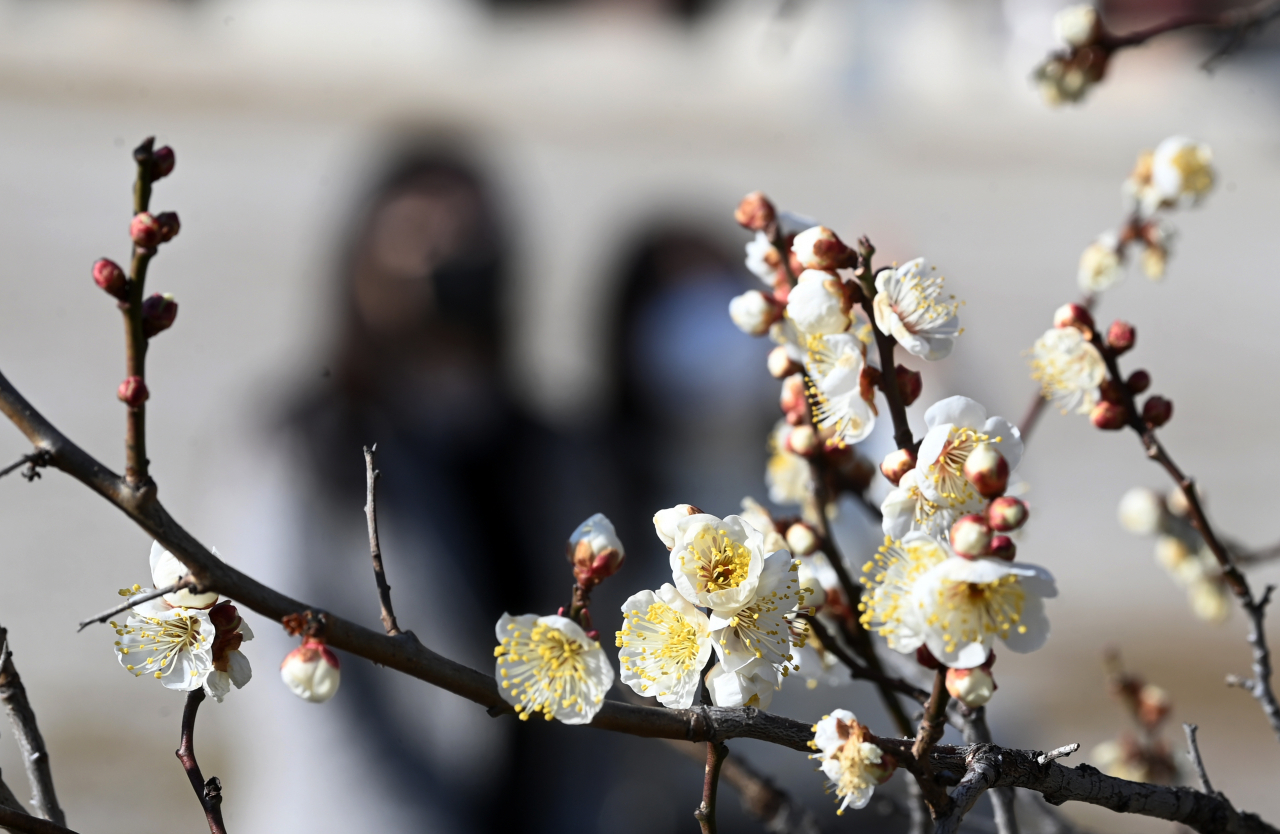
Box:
0;1;1278;831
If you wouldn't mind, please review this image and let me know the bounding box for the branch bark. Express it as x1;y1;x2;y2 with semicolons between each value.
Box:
362;445;400;636
176;689;227;834
0;628;65;827
694;740;728;834
960;706;1019;834
0;810;77;834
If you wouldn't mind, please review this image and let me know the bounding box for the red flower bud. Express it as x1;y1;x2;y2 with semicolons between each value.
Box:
1107;320;1136;354
117;376;149;407
209;601;240;630
130;212;161;248
1090;401;1128;430
141;293;178;337
915;645;942;670
962;442;1008;499
987;496;1029;532
880;448;917;486
1142;396;1173;428
1098;379;1126;405
950;514;992;559
152;145;175;179
766;346;800;379
989;535;1017;561
1127;369;1151;394
895;365;922;407
1053;302;1094;333
92;258;127;299
155;211;180;243
734;191;776;232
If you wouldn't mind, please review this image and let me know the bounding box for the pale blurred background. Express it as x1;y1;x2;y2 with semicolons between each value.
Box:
0;0;1279;832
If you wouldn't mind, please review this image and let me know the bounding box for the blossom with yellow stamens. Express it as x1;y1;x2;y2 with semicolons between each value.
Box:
858;532;950;655
809;710;895;814
916;396;1023;512
705;656;779;709
710;551;805;678
1030;326;1106;415
669;513;769;615
803;333;877;447
872;258;961;360
880;469;950;539
1151;136;1214;209
113;595;214;691
494;613;614;724
616;584;713;709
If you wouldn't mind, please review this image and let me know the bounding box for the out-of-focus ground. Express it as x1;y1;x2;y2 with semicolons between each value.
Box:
0;1;1279;832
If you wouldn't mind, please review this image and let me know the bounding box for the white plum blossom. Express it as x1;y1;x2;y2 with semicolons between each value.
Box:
803;333;876;447
744;231;779;283
710;550;804;677
1030;326;1106;415
916;396;1023;511
786;270;849;336
616;584;713;708
669;513;769;615
858;532;950;654
705;656;778;709
494;613;614;724
792;226;851;271
280;640;341;703
150;540;218;608
1055;5;1099;46
729;289;780;336
1151;136;1214;209
809;710;894;814
872;259;961;360
880;468;950;539
911;555;1057;668
114;596;214;691
654;504;700;550
1078;232;1122;292
766;421;813;506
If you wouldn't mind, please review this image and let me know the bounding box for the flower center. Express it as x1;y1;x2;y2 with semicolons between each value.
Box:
616;601;701;693
693;531;752;593
929;576;1028;654
1171;146;1212;195
494;622;593;721
893;263;960;333
114;610;206;680
860;537;948;639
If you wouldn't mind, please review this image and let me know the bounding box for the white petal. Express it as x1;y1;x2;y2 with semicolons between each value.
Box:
924;396;987;430
227;650;253;689
1001;594;1050;654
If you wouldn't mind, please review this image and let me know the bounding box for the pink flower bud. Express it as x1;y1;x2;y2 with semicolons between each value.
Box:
987;496;1029;532
152;145;176;179
280;640;341;703
895;365;922;407
786;424;818;457
1053;302;1094;333
989;535;1016;561
950;514;992;559
155;211;180;243
962;442;1008;499
568;513;625;589
734;191;776;232
1142;396;1173;428
92;258;127;299
117;376;149;407
1127;369;1151;394
1090;401;1128;430
791;226;856;271
785;522;819;556
141;293;178;337
130;212;161;248
880;448;916;486
780;374;809;426
946;667;996;708
1098;379;1126;405
766;346;800;379
1107;320;1136;354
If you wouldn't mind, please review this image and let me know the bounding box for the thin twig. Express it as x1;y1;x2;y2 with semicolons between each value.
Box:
694;737;729;834
799;614;928;704
911;668;954;818
1094;0;1280;70
0;629;64;827
175;688;227;834
0;452;49;483
1037;743;1080;766
362;445;400;636
1224;585;1280;741
0;808;79;834
75;582;185;632
1183;724;1214;795
122;137;157;488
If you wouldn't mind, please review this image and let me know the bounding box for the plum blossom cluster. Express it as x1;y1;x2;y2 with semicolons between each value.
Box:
111;541;252;702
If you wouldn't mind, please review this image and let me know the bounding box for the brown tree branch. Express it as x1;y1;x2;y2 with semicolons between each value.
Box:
694;740;728;834
855;239;915;453
122;138;157;488
911;668;954;817
362;445;400;636
175;689;227;834
1096;0;1280;70
75;582;187;632
960;706;1019;834
0;809;77;834
0;628;64;827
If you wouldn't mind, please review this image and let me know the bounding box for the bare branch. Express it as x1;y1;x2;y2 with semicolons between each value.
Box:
0;809;78;834
0;628;64;827
1182;724;1214;795
362;445;400;636
960;706;1019;834
1037;744;1080;766
0;452;49;483
1094;0;1280;70
911;668;954;817
694;740;729;834
175;689;227;834
75;582;186;632
1224;585;1280;740
934;744;1000;834
799;615;929;704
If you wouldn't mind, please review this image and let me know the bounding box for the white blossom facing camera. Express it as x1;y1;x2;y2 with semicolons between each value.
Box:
280;640;341;703
1030;326;1106;415
1078;233;1122;292
494;613;614;724
704;656;778;709
786;270;849;336
150;540;219;608
1054;5;1099;47
1151;136;1214;209
809;710;895;815
880;468;951;539
729;289;781;337
916;396;1023;511
669;514;769;615
113;596;214;691
859;532;950;654
709;550;804;678
616;584;713;709
803;333;877;447
872;259;961;360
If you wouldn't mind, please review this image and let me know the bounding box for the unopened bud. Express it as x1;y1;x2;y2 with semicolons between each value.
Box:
786;423;817;457
766;346;800;379
1107;320;1136;354
152;145;175;179
130;212;161;249
568;513;625;588
141;293;178;337
1054;4;1100;47
92;258;127;299
117;376;149;408
1053;302;1094;333
962;443;1008;499
895;365;922;407
780;374;809;426
654;504;701;550
987;496;1028;532
280;640;341;703
791;226;856;271
950;514;992;559
785;522;819;556
734;191;776;232
946;666;997;708
1098;379;1126;405
1090;401;1128;430
729;290;781;337
880;448;917;486
1142;396;1173;428
1127;369;1151;394
989;535;1016;561
155;211;180;243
